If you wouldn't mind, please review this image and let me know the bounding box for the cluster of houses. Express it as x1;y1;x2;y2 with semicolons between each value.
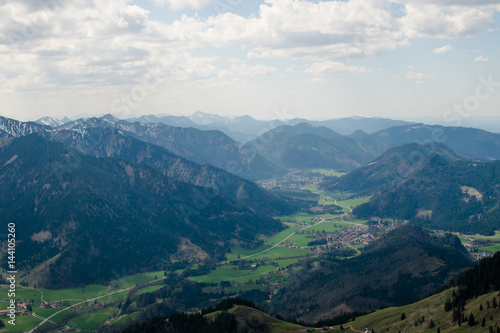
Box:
337;225;374;245
0;297;64;316
0;309;29;316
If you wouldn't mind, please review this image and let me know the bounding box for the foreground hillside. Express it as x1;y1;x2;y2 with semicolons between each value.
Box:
350;289;500;332
122;299;306;333
351;252;500;332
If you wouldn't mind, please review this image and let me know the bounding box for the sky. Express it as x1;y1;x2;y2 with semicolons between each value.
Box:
0;0;499;125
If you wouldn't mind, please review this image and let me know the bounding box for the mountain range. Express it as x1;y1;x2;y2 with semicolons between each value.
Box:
49;126;291;216
0;134;286;288
11;114;500;178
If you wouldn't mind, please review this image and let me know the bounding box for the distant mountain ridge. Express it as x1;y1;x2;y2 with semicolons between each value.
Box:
24;115;284;181
372;123;500;161
3;114;500;178
247;122;390;171
121;113;412;142
0;116;50;137
50;126;292;216
35;116;65;128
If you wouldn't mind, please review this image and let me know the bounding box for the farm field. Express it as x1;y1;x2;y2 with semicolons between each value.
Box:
479;243;500;253
0;315;41;333
111;270;165;288
310;169;346;177
97;290;129;304
226;224;305;260
0;288;41;301
303;186;371;211
135;284;166;296
32;307;60;318
42;285;110;302
67;312;112;330
111;311;140;327
190;265;277;284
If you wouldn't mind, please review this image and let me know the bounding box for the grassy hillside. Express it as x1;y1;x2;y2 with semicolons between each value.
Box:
206;305;305;333
350;288;500;332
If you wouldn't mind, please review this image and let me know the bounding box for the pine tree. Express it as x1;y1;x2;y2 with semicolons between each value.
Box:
480;303;484;311
401;313;406;321
444;298;452;312
429;319;435;328
482;317;486;327
437;328;440;333
468;313;476;326
493;297;498;308
452;307;460;322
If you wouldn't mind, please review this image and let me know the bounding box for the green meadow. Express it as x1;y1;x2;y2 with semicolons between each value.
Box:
0;288;42;301
0;316;42;333
67;312;112;330
111;270;165;288
310;169;346;177
190;265;277;284
135;284;166;296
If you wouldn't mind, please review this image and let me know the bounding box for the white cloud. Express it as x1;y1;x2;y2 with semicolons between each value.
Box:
303;77;327;85
433;44;454;54
0;0;498;99
405;71;435;80
164;0;498;60
399;1;497;38
0;0;223;94
152;0;212;10
395;70;434;81
219;62;278;78
303;61;366;74
475;55;490;62
191;0;409;59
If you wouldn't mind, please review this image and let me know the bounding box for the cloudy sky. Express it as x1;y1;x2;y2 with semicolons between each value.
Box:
1;0;499;123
